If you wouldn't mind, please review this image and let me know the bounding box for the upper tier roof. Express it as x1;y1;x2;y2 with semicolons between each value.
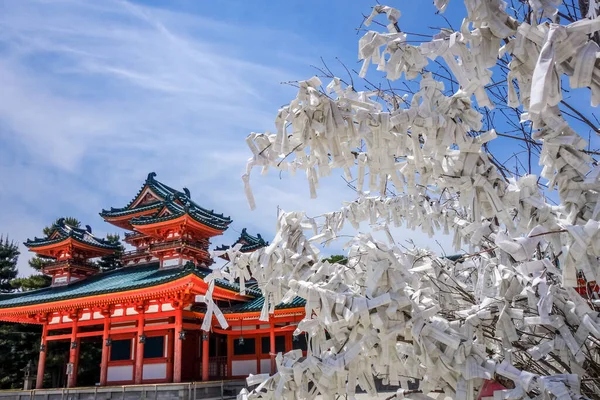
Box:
0;262;260;309
130;197;231;231
24;219;120;251
215;228;268;253
100;172;232;230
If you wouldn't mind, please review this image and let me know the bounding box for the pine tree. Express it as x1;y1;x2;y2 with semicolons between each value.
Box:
0;234;41;389
0;236;19;293
0;324;42;389
97;234;124;272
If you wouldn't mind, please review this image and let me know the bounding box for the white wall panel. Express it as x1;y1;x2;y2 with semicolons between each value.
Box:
232;360;257;376
107;365;133;382
260;359;272;375
143;363;167;380
146;304;159;313
125;307;138;315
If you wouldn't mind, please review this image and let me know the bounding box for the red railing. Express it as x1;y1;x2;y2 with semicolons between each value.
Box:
149;239;209;252
121;249;148;257
44;260;98;270
120;238;210;263
120;249;152;264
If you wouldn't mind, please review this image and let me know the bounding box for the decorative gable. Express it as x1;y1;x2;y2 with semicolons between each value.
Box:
157;208;172;217
131;188;161;209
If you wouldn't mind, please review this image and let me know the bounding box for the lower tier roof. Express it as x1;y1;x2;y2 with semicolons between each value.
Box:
0;262;260;309
222;295;306;313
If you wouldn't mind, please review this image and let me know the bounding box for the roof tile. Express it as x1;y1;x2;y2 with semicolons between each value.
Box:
24;219;119;251
0;262;260;309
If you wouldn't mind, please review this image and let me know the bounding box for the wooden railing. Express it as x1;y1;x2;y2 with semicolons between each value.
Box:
44;260;98;270
120;249;149;259
149;239;209;253
207;356;228;378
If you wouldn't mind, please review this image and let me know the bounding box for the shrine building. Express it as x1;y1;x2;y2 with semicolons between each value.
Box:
0;173;306;389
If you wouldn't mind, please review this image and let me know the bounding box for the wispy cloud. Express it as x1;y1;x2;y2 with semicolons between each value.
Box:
0;0;347;273
0;0;451;275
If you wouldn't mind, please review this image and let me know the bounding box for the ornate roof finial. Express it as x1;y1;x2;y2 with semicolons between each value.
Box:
57;217;65;226
85;225;92;233
147;172;157;181
183;187;191;198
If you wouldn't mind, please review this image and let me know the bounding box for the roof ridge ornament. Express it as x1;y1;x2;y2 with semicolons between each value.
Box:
147;172;157;182
183;187;191;198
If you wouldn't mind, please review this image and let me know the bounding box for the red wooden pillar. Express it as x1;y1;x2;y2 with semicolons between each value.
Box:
269;321;276;374
227;334;233;378
166;330;174;382
99;317;110;386
285;332;292;353
134;313;145;384
36;322;48;389
67;317;79;388
201;331;209;381
173;308;183;383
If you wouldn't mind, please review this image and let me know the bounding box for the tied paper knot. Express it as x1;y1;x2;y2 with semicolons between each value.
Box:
232;3;600;399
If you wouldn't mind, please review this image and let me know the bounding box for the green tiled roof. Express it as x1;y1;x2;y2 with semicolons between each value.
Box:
130;198;230;231
0;263;259;310
25;219;119;251
216;228;268;253
100;173;232;228
221;296;306;314
189;263;262;297
100;202;163;218
0;263;185;309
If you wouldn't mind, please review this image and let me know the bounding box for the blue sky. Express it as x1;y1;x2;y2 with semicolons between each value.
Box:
0;0;470;274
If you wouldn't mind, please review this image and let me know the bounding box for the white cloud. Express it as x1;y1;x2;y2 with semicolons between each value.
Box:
0;0;452;276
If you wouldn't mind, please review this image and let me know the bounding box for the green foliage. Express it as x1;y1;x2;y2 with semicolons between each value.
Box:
27;256;50;273
0;219;105;389
12;256;53;291
324;255;348;265
76;341;102;386
11;275;51;291
0;323;42;389
97;234;124;272
0;236;41;389
0;236;19;293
